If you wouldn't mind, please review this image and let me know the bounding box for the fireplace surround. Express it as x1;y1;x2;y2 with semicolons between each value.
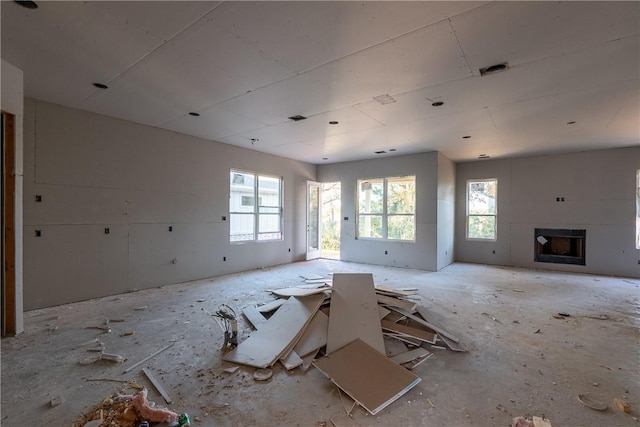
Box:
534;228;586;266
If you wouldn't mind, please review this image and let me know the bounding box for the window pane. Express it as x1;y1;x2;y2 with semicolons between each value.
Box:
230;213;254;241
258;175;281;207
388;215;415;240
468;215;496;240
388;176;415;214
468;180;497;215
259;213;281;233
230;171;256;213
358;215;382;238
358;179;383;214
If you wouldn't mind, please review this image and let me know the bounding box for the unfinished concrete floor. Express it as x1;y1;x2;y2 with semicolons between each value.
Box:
1;261;639;427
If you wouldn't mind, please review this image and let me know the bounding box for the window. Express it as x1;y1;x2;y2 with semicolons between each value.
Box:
357;175;415;241
467;179;497;240
230;170;282;242
636;170;640;249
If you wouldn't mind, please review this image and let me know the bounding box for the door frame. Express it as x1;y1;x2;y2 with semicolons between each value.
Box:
2;111;17;336
306;181;322;260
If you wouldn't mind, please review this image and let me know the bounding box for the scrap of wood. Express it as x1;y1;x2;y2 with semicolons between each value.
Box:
256;299;285;313
270;285;331;297
376;294;416;312
393;306;460;343
532;416;553;427
123;343;174;374
294;310;329;357
223;294;324;368
327;274;385;355
242;305;267;329
382;332;422;347
280;350;304;370
390;348;432;365
313;339;421;415
381;319;436;344
142;368;172;404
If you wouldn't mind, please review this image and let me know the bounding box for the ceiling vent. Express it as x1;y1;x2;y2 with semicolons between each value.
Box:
479;62;509;76
374;150;386;154
288;115;307;122
373;94;396;105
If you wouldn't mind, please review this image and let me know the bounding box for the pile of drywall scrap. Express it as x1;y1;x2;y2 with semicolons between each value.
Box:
222;273;466;416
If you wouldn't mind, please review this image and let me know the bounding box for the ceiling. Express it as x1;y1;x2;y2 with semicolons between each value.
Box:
2;1;639;164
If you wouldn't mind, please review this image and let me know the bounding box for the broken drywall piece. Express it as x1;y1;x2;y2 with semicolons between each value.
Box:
243;305;268;329
383;337;408;358
390;348;432;365
270;286;331;297
378;306;391;320
256;299;286;313
223;294;324;368
577;393;608;410
313;339;421;415
300;273;324;280
142;367;172;404
376;294;417;312
380;319;436;344
100;353;125;363
280;350;304;370
411;306;461;343
532;416;553;427
253;368;273;381
223;366;239;374
134;306;148;311
327;273;385;355
83;420;103;427
294;310;329;357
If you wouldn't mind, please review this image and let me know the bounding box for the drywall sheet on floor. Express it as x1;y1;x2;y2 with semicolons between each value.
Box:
294;310;329;357
327;273;385;355
380;319;436;344
270;286;331;297
313;339;421;415
223;294;324;368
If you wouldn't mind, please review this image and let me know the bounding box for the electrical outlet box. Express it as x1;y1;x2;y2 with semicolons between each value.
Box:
35;195;42;202
104;228;110;234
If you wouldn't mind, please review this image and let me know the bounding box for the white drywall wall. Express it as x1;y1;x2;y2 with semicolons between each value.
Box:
318;152;439;271
455;147;640;278
437;153;455;270
1;59;24;333
23;99;315;309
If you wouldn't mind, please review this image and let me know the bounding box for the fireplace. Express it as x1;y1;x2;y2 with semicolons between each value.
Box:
534;228;586;266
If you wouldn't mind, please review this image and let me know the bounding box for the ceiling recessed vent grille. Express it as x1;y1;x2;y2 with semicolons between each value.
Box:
373;94;396;105
288;115;308;121
479;62;509;76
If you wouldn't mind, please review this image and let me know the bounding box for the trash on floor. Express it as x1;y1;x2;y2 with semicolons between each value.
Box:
221;272;468;417
512;416;553;427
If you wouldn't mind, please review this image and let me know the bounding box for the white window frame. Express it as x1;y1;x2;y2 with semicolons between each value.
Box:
466;178;498;241
356;175;416;242
230;169;283;243
636;169;640;249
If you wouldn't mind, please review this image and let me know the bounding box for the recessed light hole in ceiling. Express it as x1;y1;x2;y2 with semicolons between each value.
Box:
478;154;490;159
567;121;576;125
188;112;200;117
431;101;444;107
93;83;108;89
374;150;386;154
462;136;471;139
288;115;307;121
250;138;259;145
329;121;339;125
479;62;509;76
